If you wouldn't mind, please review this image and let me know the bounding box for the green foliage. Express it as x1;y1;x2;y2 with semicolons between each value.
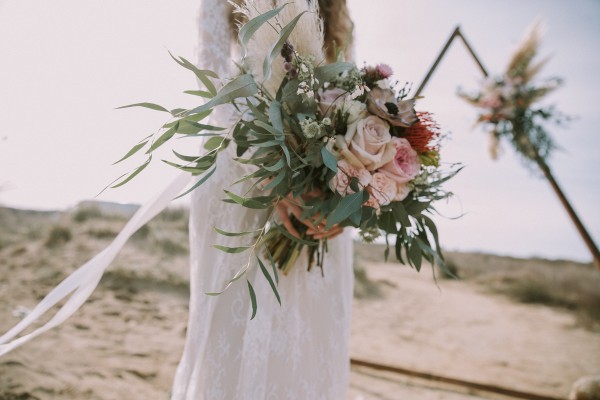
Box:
45;225;72;247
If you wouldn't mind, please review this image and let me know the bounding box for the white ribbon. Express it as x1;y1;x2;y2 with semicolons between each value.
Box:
0;172;191;356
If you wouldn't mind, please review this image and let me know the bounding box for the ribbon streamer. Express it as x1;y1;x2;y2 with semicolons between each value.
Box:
0;172;191;356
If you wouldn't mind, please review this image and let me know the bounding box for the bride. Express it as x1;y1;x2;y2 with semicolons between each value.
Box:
172;1;355;398
1;0;356;399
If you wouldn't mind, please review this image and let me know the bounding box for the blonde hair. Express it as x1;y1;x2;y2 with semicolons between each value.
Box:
229;0;354;63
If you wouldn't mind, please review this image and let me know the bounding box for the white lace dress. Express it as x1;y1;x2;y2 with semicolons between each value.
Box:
170;1;354;399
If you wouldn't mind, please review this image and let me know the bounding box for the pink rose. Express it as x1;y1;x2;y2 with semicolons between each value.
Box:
318;88;349;117
329;159;372;196
380;138;420;184
345;115;396;171
367;172;397;206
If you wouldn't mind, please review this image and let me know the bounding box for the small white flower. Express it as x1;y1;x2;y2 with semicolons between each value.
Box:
322;117;331;126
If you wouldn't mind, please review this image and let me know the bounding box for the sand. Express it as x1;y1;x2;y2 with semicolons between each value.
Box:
0;208;599;399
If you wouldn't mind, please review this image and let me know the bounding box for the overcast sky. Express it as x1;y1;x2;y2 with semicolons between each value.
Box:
0;0;598;262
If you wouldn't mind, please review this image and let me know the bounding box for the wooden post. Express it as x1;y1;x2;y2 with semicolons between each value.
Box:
416;26;600;270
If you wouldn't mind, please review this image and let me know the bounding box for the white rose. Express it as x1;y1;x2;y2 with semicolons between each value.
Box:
318;88;349;116
368;172;397;206
342;98;367;124
345;115;396;171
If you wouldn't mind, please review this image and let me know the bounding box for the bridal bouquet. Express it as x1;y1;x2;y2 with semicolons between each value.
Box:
458;21;567;166
115;4;457;316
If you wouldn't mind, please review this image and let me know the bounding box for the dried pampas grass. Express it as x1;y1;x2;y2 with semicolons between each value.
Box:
234;0;325;96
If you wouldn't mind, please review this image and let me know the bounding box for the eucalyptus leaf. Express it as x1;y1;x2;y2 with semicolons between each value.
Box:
184;90;212;98
238;4;287;58
262;11;307;82
224;190;273;209
111;156;152;188
247;280;258;320
263;170;286;190
174;165;216;199
168;51;217;96
114;140;148;164
185;74;258;117
408;240;422;271
321;147;338;173
214;227;260;237
147;123;178;153
204;136;227;151
213;245;252;254
268;101;285;140
116;102;170;113
326;191;363;229
257;257;281;305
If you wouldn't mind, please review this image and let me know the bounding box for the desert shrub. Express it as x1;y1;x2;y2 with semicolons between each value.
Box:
72;206;103;223
157;207;188;222
86;228;118;239
45;225;72;247
156;237;188;256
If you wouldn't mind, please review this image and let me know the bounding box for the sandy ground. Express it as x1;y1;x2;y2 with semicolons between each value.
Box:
0;209;599;399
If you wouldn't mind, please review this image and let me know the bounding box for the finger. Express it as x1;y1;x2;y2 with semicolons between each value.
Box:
312;226;343;240
275;203;300;239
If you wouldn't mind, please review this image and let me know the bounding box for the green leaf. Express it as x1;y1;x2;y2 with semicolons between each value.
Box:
147;123;178;153
224;190;273;209
263;170;286;190
163;159;210;174
204;136;226;151
314;62;355;83
408;239;422;271
214;227;259;237
185;74;258;117
268;101;285;140
168;51;217;95
276;224;318;246
174;165;216;199
321;147;338;173
213;245;251;254
392;202;411;227
262;11;307;81
170;108;187;116
254;120;284;142
257;257;281;305
238;4;287;58
265;247;279;285
116;102;170;113
110;156;152;188
326;191;363;229
263;157;284;172
247;280;258;320
114;140;148;164
177;120;225;135
184;89;212;98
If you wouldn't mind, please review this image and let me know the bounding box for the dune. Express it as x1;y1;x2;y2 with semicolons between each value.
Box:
0;205;598;399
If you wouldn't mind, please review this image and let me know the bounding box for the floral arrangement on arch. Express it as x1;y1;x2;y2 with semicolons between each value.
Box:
458;21;568;167
114;2;458;316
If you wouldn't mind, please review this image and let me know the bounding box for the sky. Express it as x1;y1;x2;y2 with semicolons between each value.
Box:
0;0;598;262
